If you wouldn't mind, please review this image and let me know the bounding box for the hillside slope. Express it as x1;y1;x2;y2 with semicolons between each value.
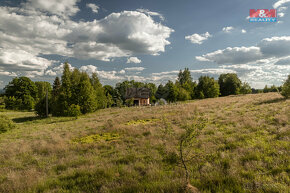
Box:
0;93;289;192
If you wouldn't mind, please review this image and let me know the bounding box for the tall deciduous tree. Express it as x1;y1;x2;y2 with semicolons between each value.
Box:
240;82;252;94
196;76;220;99
4;77;37;110
177;68;196;99
218;73;242;96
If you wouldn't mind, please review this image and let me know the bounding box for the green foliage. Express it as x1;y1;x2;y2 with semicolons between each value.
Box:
240;82;252;94
50;64;106;116
72;133;120;144
91;73;107;109
165;80;178;102
177;68;196;99
126;118;160;125
218;73;242;96
35;96;51;117
66;104;81;117
125;98;134;106
78;73;97;114
177;68;192;85
115;80;145;102
281;75;290;98
22;94;35;110
4;77;37;110
263;85;280;93
196;76;220;98
145;83;157;104
177;87;191;101
35;81;52;101
4;96;22;110
156;84;168;100
0;115;15;134
0;97;4;109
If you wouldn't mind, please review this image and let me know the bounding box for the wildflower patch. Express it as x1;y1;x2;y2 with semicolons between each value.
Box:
72;133;120;144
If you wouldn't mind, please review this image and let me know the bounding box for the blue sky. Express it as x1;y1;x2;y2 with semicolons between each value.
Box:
0;0;290;88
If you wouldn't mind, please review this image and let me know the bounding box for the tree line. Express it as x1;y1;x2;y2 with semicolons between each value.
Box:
2;63;289;117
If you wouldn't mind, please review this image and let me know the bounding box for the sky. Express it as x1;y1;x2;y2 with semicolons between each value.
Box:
0;0;290;89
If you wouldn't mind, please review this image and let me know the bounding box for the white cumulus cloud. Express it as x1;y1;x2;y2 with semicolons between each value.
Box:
196;46;262;64
185;32;212;44
86;3;99;13
0;2;174;78
222;26;234;33
127;57;142;63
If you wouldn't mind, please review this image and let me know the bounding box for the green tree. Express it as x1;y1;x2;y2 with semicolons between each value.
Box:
4;77;37;110
196;76;220;99
91;73;107;109
165;81;178;103
177;87;191;101
52;77;61;97
70;69;82;105
103;85;114;107
115;80;145;102
35;81;52;101
178;68;192;86
77;72;97;114
218;73;242;96
281;75;290;98
145;83;157;104
55;62;72;116
177;68;196;99
156;84;168;99
51;77;62;116
240;82;252;94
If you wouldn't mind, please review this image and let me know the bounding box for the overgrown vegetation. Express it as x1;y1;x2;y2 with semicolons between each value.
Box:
281;75;290;98
0;115;15;134
0;93;288;192
2;64;287;117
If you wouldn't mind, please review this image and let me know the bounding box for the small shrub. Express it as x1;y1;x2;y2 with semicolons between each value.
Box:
0;115;16;134
66;104;81;117
125;98;134;106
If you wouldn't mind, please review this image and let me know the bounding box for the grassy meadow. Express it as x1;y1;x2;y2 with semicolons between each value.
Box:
0;93;289;193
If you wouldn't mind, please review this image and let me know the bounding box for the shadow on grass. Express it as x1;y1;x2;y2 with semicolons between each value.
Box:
12;116;45;123
12;116;77;124
255;98;286;105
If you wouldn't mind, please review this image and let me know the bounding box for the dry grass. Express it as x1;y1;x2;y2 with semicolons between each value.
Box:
0;93;289;192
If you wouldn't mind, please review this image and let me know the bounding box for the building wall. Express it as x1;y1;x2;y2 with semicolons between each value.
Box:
132;98;150;106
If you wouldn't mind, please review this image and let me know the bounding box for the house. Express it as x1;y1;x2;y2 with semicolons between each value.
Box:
126;87;150;106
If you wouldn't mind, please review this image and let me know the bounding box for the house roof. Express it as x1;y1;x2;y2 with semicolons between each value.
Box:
126;87;150;99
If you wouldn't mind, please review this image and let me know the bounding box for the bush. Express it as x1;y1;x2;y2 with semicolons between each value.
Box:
125;98;134;106
66;104;81;117
35;97;51;117
281;75;290;99
0;115;15;134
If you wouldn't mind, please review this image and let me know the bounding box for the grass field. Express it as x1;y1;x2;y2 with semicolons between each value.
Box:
0;93;289;193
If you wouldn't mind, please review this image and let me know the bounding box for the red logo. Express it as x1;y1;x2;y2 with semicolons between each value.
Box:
250;9;276;18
